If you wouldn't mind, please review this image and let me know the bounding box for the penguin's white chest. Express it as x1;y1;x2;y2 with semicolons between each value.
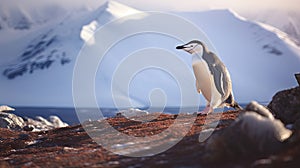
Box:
192;56;223;108
192;59;213;102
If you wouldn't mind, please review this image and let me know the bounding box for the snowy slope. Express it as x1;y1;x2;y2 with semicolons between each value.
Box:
0;3;70;31
0;1;143;107
0;1;300;107
243;10;300;45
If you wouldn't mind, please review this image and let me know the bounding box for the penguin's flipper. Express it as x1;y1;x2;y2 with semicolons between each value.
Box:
212;64;231;98
205;52;231;99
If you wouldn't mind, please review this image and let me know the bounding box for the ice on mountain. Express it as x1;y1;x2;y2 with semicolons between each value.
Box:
0;1;300;107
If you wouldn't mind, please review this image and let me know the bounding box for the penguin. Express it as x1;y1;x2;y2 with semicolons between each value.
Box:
176;40;242;114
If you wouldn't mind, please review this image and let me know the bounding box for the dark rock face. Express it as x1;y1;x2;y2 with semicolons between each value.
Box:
268;86;300;125
262;44;283;55
13;16;31;30
296;73;300;86
2;30;71;80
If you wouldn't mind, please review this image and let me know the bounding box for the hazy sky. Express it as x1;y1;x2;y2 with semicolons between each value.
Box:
116;0;300;12
1;0;299;12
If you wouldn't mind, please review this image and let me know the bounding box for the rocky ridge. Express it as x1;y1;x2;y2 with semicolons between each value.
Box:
0;106;68;132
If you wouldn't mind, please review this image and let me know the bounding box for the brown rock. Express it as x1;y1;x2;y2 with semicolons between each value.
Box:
295;73;300;86
268;86;300;125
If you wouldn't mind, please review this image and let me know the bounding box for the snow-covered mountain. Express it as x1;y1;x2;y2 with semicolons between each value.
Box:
0;1;299;108
243;10;300;45
0;3;70;31
0;1;143;107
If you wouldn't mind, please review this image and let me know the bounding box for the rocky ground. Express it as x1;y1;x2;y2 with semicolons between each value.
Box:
0;109;300;168
1;83;299;168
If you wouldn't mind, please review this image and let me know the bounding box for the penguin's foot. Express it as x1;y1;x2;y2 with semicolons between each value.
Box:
197;105;213;115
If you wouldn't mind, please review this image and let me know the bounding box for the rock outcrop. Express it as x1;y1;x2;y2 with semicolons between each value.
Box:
204;101;292;161
0;106;68;131
268;86;300;127
116;108;150;122
25;115;69;132
0;112;25;130
0;105;15;112
295;73;300;86
116;108;149;118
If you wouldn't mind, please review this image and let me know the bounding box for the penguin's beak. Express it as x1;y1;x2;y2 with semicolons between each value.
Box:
176;45;186;49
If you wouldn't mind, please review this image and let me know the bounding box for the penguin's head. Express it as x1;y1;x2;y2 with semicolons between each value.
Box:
176;40;204;55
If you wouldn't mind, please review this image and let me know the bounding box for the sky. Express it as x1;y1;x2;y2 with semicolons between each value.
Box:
0;0;299;13
116;0;300;12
